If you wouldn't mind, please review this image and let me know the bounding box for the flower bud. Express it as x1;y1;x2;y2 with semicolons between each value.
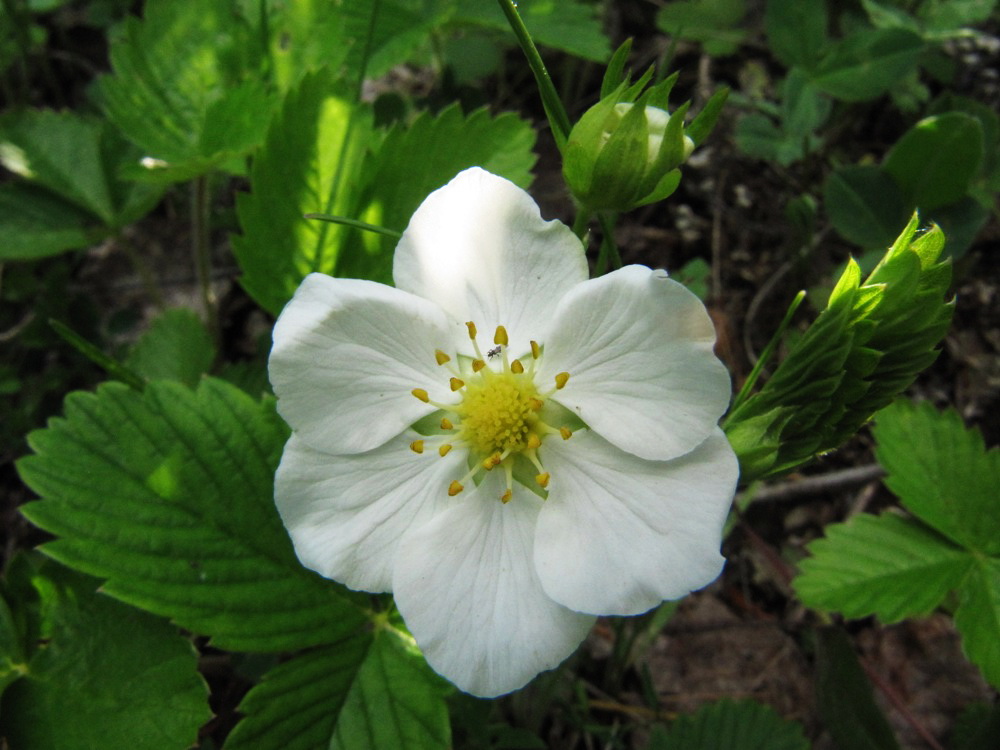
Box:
563;92;694;213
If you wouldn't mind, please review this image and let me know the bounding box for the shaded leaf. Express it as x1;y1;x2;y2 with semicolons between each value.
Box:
810;29;924;102
125;308;216;387
764;0;827;69
955;558;1000;689
884;112;984;211
649;698;809;749
815;627;900;750
17;378;366;651
656;0;747;57
0;183;101;260
0;558;209;750
824;165;909;248
454;0;610;63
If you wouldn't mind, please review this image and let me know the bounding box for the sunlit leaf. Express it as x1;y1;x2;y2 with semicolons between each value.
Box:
98;0;274;182
794;513;972;622
824;165;910;248
233;69;376;314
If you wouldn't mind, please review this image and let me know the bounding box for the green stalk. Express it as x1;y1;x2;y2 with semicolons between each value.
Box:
191;175;216;338
50;319;145;391
726;290;807;416
496;0;572;147
304;214;402;239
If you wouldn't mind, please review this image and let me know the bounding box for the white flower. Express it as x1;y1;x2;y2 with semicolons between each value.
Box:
269;167;739;698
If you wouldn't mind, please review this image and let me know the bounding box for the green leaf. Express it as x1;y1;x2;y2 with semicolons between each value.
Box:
873;400;1000;555
919;0;999;33
17;378;367;651
0;182;102;260
0;558;209;750
0;109;164;226
648;698;809;749
824;165;910;248
98;0;274;183
810;28;924;102
225;630;451;750
233;69;376;314
794;513;972;622
454;0;610;63
344;0;455;77
955;558;1000;689
125;308;216;387
339;105;535;283
655;0;747;57
884;112;984;211
764;0;827;69
814;627;900;750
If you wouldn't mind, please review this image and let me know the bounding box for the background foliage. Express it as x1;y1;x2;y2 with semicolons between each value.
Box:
1;0;998;747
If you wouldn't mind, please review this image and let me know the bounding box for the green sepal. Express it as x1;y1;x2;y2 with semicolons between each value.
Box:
724;214;953;483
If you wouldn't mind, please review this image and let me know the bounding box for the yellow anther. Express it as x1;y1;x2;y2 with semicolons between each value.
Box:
448;480;464;496
528;397;543;412
409;440;424;454
472;359;486;372
554;372;570;389
527;433;541;450
535;472;550;488
500;489;512;504
494;326;509;346
466;321;477;339
434;349;451;365
440;417;454;430
450;377;465;391
482;452;502;470
439;444;453;457
510;359;524;374
530;340;541;359
560;426;573;440
411;388;430;402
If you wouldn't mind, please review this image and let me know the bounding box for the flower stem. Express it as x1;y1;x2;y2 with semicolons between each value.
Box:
594;213;622;275
726;289;807;416
496;0;572;147
571;209;591;240
191;175;217;339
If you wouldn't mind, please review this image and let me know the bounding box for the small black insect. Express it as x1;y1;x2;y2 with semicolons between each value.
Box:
487;346;502;360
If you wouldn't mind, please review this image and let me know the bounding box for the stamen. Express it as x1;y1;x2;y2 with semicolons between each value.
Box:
527;433;541;450
410;440;424;454
530;340;541;359
510;359;524;374
411;388;430;402
535;472;550;488
448;480;464;496
528;398;543;412
466;322;477;340
500;489;512;504
560;426;573;440
494;326;509;346
472;359;486;372
554;372;570;389
440;417;453;430
450;377;465;391
434;349;451;365
439;444;452;457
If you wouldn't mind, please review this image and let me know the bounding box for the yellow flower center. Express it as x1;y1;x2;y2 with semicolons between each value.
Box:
457;374;540;456
409;322;571;504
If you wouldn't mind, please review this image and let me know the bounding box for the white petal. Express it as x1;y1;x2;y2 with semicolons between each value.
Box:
269;273;458;455
275;432;466;593
393;473;596;698
392;168;588;357
537;265;731;461
534;428;738;616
